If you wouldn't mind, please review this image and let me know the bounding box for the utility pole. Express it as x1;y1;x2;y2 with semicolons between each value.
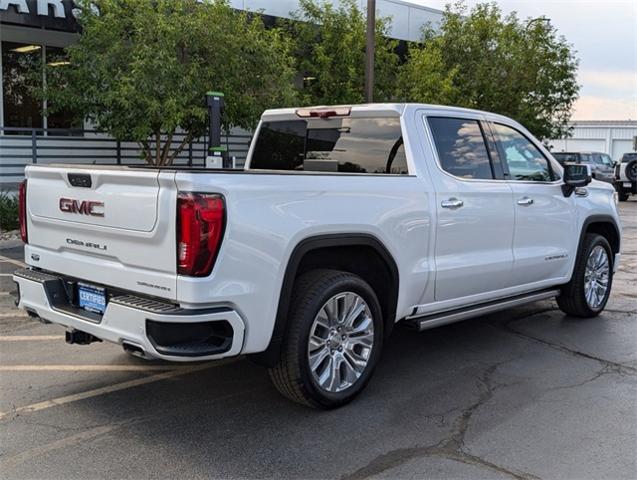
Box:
365;0;375;103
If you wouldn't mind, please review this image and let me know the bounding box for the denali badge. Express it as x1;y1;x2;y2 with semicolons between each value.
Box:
66;238;107;251
59;198;104;217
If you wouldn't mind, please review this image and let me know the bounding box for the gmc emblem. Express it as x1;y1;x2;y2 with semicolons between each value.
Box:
59;198;105;217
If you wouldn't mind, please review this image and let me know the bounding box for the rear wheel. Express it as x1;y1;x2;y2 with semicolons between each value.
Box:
557;234;613;317
268;270;383;408
617;188;629;202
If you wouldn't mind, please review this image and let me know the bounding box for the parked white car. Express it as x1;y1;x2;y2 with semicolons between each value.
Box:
614;152;637;201
13;104;622;408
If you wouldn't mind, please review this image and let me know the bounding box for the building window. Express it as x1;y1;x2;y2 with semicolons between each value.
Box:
1;41;81;134
44;45;81;133
2;41;43;133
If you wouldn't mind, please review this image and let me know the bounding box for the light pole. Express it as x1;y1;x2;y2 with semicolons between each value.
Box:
365;0;375;103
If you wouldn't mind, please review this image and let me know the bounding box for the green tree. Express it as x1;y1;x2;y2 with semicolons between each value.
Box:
42;0;297;165
396;1;579;140
286;0;400;105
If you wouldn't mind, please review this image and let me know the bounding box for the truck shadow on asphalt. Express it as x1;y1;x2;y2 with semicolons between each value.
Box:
20;300;627;479
2;298;634;480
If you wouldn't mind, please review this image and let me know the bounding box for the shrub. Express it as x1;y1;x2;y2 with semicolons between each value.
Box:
0;191;19;232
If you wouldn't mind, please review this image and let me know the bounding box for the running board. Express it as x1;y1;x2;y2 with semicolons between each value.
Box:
405;289;560;331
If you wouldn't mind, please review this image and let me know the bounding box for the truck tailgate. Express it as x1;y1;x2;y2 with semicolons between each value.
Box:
24;165;179;300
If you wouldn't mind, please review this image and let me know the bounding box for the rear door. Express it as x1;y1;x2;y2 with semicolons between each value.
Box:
489;122;576;285
24;165;179;300
425;115;515;302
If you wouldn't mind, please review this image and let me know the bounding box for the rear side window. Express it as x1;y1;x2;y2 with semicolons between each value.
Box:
492;123;554;182
250;117;408;174
427;117;493;180
553;152;580;165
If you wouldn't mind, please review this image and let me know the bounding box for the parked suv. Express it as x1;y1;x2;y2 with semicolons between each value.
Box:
614;152;637;201
14;104;622;408
552;151;615;184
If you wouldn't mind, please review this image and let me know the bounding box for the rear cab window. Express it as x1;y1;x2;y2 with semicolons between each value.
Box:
249;115;408;174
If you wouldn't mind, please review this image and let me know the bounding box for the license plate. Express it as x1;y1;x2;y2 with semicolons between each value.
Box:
78;283;106;314
624;182;632;188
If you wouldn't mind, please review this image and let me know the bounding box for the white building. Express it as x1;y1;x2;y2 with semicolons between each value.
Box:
548;121;637;161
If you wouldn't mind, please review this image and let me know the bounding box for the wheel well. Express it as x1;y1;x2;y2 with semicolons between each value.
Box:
585;221;620;255
296;245;398;330
249;234;399;367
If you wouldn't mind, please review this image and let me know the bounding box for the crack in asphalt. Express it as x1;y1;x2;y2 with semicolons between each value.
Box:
495;319;637;376
341;361;540;480
342;304;635;480
545;363;626;393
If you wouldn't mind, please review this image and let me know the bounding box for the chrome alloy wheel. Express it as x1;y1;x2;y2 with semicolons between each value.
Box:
584;245;610;309
307;292;375;393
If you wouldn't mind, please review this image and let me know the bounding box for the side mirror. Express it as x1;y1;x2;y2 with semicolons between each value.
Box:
562;163;592;197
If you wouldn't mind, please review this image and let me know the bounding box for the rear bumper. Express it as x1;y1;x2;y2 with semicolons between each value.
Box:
13;268;245;362
614;179;637;193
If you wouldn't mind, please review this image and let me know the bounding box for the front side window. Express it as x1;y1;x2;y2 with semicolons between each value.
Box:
492;123;553;182
594;154;613;166
250;117;408;174
427;117;493;179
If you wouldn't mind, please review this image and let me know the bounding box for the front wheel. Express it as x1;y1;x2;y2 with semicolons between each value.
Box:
268;270;383;408
557;234;613;317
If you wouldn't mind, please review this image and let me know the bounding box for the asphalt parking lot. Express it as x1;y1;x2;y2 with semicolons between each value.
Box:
0;201;635;480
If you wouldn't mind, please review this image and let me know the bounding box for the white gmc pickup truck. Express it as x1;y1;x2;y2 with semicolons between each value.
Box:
14;104;622;408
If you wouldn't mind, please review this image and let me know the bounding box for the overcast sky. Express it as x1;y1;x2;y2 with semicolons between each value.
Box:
409;0;637;120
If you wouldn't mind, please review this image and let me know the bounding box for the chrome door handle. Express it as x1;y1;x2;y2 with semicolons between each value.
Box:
517;197;534;206
441;198;464;209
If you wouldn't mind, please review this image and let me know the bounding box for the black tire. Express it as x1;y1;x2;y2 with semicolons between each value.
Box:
268;269;384;409
617;187;629;202
557;234;613;317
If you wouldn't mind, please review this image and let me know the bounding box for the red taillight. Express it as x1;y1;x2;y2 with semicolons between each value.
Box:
18;180;27;243
176;192;225;277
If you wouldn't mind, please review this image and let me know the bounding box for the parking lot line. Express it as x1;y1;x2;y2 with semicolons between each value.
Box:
0;254;26;268
0;312;28;318
0;424;117;472
0;359;237;420
0;335;61;341
0;365;198;372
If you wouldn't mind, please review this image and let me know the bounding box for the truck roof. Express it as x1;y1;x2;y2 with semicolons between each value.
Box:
261;103;511;122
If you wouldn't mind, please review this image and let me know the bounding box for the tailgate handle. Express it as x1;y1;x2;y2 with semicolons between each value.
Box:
68;173;92;188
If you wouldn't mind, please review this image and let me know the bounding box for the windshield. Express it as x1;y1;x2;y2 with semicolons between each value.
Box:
250;117;408;174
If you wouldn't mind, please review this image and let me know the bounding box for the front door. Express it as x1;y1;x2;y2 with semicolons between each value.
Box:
426;116;515;302
490;122;576;286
